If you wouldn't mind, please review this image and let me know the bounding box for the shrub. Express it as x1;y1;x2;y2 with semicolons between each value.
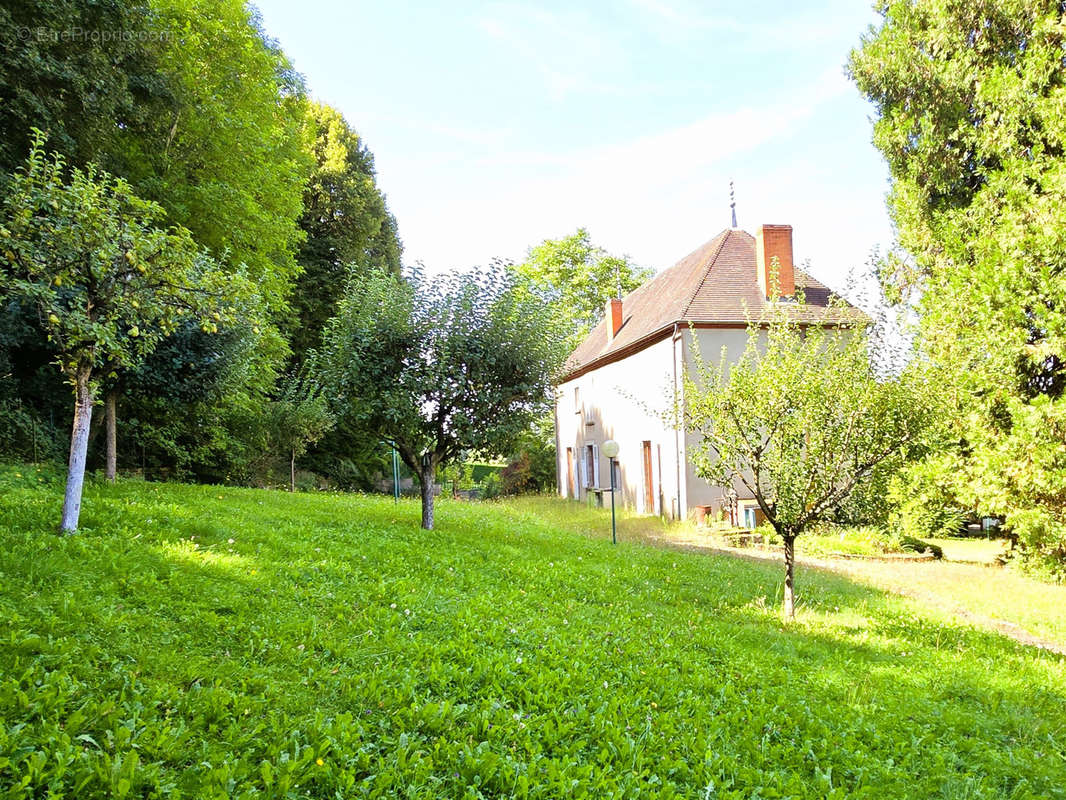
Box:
900;535;944;559
481;470;501;500
0;402;64;463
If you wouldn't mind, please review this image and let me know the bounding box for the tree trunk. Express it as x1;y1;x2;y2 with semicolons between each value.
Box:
783;534;797;619
419;466;435;530
105;390;117;482
290;446;296;493
60;366;95;534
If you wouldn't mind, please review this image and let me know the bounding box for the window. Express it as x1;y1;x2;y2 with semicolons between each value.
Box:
743;507;757;529
574;386;581;414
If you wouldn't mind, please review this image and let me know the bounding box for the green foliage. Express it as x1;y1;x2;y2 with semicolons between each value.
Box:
321;266;567;526
480;469;502;500
266;367;334;490
899;535;944;560
889;454;970;541
850;0;1066;574
1;0;314;315
470;462;503;484
685;301;935;539
114;0;314;314
0;135;253;528
513;228;652;344
500;415;557;495
1;133;250;382
684;297;938;614
0;401;64;463
290;103;402;358
828;461;894;528
0;469;1064;798
0;0;168;174
0;0;403;492
787;525;903;558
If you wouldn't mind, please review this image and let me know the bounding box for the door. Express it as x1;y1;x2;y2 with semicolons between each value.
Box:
642;441;654;512
585;444;596;487
565;448;575;498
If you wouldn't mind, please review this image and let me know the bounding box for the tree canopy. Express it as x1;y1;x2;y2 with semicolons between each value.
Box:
0;0;402;489
322;267;567;529
513;228;652;344
0;0;168;174
1;135;250;530
850;0;1066;574
290;102;402;359
684;299;936;616
113;0;314;314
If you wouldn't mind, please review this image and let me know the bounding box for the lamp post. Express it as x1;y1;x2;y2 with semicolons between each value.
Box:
602;439;620;544
392;447;400;503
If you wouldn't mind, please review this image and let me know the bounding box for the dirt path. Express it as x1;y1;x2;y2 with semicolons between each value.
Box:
647;530;1066;656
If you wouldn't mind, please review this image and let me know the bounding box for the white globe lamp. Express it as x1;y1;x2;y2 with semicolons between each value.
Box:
602;439;620;543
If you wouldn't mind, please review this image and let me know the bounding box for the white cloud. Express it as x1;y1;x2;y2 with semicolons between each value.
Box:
476;3;630;99
390;67;883;288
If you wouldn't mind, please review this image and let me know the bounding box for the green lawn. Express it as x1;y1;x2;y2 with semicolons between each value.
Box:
926;537;1009;564
1;466;1064;798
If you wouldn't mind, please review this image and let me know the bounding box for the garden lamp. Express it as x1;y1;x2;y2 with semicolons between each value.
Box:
602;439;620;544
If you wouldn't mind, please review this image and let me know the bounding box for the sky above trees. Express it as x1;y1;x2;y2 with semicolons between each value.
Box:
253;0;891;287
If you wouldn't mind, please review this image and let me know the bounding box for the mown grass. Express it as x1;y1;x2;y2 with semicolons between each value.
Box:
1;465;1064;799
516;496;1066;649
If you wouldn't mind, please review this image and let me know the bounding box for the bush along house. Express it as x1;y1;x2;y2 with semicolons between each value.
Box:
554;222;863;524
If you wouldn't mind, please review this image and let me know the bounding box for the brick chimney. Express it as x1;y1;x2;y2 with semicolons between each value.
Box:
605;297;623;343
755;224;795;299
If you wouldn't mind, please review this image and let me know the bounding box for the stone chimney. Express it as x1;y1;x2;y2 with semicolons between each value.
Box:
606;297;623;343
755;224;795;299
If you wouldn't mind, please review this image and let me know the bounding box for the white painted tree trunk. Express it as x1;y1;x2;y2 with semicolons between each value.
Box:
290;447;296;493
105;390;117;482
419;466;435;530
60;367;95;534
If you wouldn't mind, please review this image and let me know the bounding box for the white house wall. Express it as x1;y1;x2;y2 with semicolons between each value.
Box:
556;336;682;517
681;326;764;510
557;324;781;519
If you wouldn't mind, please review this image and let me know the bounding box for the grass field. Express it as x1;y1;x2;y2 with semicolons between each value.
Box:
518;497;1066;650
1;465;1065;798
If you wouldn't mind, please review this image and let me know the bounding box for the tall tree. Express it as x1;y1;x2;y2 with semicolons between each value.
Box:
1;136;248;531
0;0;312;305
322;267;566;529
291;102;401;358
113;0;314;314
850;0;1066;573
513;228;652;344
0;0;170;174
684;299;935;617
1;0;319;484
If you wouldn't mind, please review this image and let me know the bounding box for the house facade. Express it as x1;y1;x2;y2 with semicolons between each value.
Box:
554;223;860;523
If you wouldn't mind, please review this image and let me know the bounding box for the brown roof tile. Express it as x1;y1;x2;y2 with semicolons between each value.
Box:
562;228;865;379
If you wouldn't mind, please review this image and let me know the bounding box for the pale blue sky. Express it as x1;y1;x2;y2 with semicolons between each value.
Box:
253;0;892;290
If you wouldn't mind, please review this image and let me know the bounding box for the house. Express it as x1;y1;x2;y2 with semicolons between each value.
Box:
554;223;862;524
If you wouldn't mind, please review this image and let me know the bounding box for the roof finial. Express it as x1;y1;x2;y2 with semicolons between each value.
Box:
730;180;737;228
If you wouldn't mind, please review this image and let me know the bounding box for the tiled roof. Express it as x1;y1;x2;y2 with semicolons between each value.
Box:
562;228;866;380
